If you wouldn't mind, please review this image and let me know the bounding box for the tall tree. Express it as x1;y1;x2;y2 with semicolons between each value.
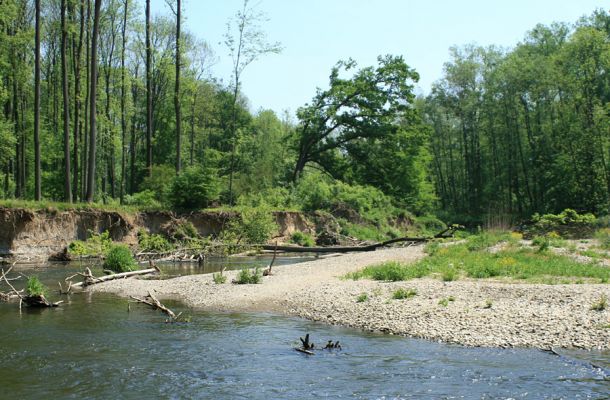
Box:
34;0;41;200
61;0;72;202
86;0;102;202
167;0;182;173
224;0;281;203
145;0;152;176
119;0;129;203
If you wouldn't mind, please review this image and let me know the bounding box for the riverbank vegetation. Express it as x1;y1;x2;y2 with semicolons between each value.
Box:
0;1;608;235
346;229;610;284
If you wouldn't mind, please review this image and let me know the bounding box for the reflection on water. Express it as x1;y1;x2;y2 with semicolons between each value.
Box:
0;261;608;399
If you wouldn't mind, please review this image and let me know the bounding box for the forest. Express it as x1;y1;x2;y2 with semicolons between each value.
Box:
0;1;608;228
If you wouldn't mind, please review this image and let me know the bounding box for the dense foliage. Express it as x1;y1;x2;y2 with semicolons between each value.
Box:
0;1;608;226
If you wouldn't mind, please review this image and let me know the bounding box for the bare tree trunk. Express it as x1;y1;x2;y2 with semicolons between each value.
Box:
34;0;42;200
145;0;152;177
71;0;85;202
174;0;182;174
61;0;72;203
86;0;102;202
119;0;129;203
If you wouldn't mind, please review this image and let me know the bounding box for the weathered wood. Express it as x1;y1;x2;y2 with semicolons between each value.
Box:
261;227;458;254
294;347;314;355
130;291;180;321
69;266;160;289
23;294;63;308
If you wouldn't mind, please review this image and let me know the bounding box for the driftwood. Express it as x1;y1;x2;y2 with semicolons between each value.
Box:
67;266;160;289
22;294;63;308
1;266;24;301
263;242;278;276
263;226;459;254
129;291;183;322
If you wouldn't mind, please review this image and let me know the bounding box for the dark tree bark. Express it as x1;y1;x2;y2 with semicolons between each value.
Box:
34;0;42;200
61;0;72;202
86;0;102;202
145;0;152;177
174;0;182;173
119;0;129;203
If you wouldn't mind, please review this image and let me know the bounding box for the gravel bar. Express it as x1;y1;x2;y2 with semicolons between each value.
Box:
91;246;610;350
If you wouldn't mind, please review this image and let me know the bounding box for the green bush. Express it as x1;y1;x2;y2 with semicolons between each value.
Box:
290;231;315;247
123;190;162;209
138;164;176;205
26;276;47;296
528;209;596;239
212;272;227;284
68;230;113;257
168;166;220;210
103;244;137;273
225;207;277;244
235;267;262;284
345;261;428;282
138;230;173;253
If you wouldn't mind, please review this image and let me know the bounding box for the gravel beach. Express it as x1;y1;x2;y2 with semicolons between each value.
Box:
91;246;610;350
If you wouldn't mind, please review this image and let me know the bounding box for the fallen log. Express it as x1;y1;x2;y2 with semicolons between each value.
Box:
260;226;458;254
68;266;160;289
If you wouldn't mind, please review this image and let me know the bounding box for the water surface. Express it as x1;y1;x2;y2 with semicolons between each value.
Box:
0;261;608;399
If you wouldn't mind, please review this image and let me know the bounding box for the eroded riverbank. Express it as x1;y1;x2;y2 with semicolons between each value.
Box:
91;246;610;350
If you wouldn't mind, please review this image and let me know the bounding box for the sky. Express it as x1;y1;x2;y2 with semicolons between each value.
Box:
151;0;608;116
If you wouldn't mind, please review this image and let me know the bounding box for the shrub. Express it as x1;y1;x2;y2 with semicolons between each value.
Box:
168;166;220;210
392;288;417;300
103;244;137;273
528;209;596;238
139;164;176;205
68;230;113;257
356;293;369;303
26;276;47;296
532;235;550;252
235;267;262;284
138;230;173;253
123;190;162;209
226;207;277;244
290;231;315;247
212;272;227;284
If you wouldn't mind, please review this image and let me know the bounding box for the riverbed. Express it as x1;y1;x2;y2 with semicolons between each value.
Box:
1;260;609;399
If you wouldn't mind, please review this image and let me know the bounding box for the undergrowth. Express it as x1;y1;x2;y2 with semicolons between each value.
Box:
345;231;610;284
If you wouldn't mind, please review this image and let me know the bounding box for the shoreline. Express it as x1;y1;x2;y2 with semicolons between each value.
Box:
91;246;610;351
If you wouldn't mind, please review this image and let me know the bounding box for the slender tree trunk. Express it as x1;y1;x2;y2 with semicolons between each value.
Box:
129;65;138;194
82;0;91;199
34;0;42;200
86;0;102;202
71;0;85;202
190;91;196;166
61;0;72;202
174;0;182;173
145;0;152;177
119;0;129;203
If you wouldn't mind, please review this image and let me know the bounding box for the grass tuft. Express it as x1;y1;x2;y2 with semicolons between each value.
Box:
392;288;417;300
356;293;368;303
26;276;47;296
235;267;262;284
590;295;607;311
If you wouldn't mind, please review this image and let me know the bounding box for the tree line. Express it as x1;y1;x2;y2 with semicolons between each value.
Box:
0;1;608;223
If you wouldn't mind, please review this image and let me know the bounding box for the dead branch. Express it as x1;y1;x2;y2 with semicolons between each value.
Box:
129;291;180;322
69;266;160;289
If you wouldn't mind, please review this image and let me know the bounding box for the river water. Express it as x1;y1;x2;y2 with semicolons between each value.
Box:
1;258;608;399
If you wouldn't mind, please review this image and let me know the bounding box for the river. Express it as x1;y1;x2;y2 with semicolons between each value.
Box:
0;258;608;399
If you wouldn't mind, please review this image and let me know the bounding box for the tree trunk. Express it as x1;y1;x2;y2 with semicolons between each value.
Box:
86;0;102;202
119;0;129;203
145;0;152;177
174;0;182;174
61;0;72;203
34;0;42;200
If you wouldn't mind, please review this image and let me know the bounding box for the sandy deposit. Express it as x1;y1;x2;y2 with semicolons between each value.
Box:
91;245;610;350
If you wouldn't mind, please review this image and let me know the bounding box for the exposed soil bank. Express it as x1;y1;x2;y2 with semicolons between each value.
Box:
0;207;313;263
91;246;610;350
